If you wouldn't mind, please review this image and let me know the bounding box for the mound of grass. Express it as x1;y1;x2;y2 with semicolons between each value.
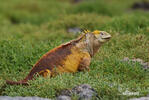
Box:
70;0;138;16
101;13;149;35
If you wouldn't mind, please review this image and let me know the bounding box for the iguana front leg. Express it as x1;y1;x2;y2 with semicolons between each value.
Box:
39;69;51;77
78;53;91;71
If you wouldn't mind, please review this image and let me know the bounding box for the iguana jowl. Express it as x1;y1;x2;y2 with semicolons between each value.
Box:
6;30;111;85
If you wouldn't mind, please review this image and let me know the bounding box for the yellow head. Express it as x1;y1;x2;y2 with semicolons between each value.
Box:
92;30;111;43
81;29;111;56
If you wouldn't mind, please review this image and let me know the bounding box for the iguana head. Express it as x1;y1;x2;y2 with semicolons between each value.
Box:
83;29;111;43
92;30;111;43
81;29;111;56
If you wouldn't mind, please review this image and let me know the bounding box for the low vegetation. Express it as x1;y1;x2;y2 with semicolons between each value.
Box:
0;0;149;99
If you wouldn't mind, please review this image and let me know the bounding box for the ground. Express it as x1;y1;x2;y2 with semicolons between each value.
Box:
0;0;149;100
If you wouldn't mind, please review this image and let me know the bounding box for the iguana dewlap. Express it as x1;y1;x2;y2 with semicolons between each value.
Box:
6;30;111;85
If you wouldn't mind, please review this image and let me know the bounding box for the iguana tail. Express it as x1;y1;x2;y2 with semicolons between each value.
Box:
6;80;29;85
6;71;35;85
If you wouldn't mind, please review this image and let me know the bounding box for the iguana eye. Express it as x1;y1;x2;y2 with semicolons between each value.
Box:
100;32;104;35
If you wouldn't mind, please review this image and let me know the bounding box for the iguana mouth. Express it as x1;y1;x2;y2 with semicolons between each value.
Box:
103;37;111;40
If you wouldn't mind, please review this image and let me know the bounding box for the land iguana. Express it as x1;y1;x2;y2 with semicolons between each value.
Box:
6;30;111;85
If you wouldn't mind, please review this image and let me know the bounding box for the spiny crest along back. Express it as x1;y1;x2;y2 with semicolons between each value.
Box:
82;29;101;35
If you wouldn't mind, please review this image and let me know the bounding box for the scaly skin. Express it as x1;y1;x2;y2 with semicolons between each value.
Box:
6;30;111;85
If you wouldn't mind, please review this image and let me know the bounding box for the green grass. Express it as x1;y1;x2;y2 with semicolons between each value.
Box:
0;0;149;99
